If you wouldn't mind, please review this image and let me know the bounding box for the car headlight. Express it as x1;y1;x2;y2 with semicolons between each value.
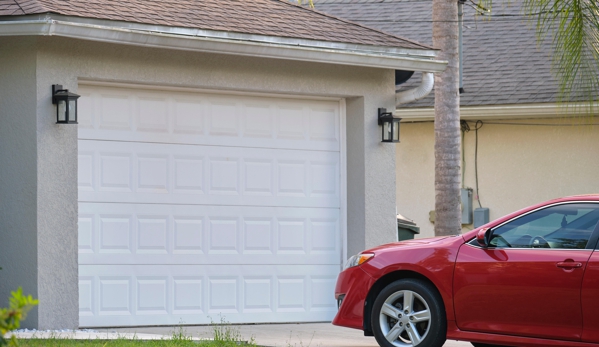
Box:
344;253;374;270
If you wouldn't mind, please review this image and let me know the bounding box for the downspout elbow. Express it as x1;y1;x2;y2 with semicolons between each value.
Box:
395;72;434;107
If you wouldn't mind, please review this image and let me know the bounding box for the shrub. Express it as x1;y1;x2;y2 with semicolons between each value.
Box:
0;288;39;346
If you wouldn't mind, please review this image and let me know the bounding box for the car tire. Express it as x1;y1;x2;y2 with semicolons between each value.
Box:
371;278;446;347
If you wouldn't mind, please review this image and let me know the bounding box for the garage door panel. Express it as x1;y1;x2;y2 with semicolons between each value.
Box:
78;86;340;152
78;140;340;208
79;264;338;327
78;203;341;265
79;85;343;327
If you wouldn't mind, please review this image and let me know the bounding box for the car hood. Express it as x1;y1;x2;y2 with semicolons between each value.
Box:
365;236;454;253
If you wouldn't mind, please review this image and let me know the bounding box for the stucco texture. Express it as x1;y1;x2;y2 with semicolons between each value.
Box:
1;35;399;328
396;119;599;238
0;37;40;328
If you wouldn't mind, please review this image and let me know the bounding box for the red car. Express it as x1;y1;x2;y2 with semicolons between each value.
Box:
333;195;599;347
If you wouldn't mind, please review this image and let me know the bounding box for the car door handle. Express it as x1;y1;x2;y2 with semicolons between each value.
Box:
556;261;583;269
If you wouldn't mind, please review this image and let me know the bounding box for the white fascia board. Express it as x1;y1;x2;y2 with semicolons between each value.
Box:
0;16;448;73
394;103;599;121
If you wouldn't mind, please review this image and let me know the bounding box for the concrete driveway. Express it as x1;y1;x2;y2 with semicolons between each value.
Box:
99;322;472;347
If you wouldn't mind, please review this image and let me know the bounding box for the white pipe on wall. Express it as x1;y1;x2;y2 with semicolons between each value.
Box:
395;72;434;107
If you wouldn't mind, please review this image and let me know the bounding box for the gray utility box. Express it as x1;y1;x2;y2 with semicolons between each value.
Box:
474;208;490;228
461;188;473;224
397;215;420;241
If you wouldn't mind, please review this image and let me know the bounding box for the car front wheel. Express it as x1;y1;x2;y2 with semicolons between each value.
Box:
371;278;446;347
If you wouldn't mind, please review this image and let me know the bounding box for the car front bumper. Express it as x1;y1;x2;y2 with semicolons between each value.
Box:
331;265;375;330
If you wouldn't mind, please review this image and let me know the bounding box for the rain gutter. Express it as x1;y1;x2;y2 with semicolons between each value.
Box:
0;14;447;73
394;103;599;121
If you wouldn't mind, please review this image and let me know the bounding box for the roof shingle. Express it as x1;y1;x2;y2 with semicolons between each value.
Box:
0;0;434;50
314;0;559;106
0;0;24;16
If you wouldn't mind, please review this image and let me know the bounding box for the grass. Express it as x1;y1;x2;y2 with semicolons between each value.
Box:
17;340;202;347
284;331;317;347
13;321;257;347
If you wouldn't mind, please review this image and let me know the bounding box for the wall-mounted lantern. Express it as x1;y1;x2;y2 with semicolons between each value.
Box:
52;84;80;124
378;108;401;143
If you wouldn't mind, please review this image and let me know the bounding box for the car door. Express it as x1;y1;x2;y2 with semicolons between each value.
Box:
582;247;599;343
454;202;599;341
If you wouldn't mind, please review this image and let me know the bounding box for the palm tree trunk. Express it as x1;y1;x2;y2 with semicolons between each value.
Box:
433;0;462;236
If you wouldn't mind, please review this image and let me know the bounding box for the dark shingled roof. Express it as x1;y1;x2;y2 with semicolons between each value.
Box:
314;0;558;107
0;0;434;50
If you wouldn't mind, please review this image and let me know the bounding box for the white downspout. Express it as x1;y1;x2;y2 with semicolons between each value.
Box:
395;72;434;107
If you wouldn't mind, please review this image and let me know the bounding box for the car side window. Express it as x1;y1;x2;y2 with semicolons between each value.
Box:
490;203;599;249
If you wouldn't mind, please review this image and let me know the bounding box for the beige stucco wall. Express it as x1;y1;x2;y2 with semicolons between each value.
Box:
396;118;599;239
1;35;400;328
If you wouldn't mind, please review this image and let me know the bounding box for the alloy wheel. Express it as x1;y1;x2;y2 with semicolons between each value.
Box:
378;289;432;346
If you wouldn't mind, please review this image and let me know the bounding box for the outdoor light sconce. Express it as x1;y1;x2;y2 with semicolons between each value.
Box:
378;108;401;143
52;84;80;124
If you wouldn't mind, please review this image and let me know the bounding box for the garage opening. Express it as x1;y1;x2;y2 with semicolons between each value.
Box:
77;83;345;327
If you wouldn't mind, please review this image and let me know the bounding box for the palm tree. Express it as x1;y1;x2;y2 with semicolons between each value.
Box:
432;0;462;236
295;0;598;238
431;0;598;236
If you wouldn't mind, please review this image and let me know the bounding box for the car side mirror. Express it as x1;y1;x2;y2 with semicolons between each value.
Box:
476;228;492;248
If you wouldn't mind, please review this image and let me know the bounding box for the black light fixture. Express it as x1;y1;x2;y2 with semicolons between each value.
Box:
52;84;80;124
378;108;401;143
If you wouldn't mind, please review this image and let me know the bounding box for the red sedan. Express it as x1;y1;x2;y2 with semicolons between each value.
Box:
333;195;599;347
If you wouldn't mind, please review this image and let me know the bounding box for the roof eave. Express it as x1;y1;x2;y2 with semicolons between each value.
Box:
0;14;447;73
394;102;599;121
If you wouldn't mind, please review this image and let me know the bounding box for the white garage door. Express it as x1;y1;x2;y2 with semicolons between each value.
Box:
77;84;344;327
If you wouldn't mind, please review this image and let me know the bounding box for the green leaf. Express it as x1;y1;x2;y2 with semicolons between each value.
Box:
1;287;39;346
523;0;599;114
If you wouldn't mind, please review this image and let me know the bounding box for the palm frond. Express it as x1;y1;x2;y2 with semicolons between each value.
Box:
523;0;599;114
296;0;315;8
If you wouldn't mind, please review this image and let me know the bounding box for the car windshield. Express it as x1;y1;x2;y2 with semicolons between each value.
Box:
489;203;599;249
